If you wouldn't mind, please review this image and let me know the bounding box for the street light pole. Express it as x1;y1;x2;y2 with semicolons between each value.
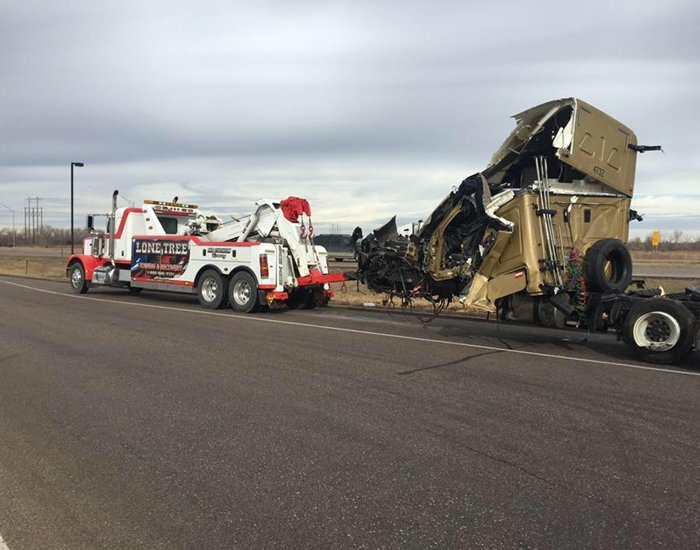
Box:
0;204;15;247
70;162;84;254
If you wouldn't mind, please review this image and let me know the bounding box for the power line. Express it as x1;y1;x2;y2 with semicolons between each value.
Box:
23;196;43;243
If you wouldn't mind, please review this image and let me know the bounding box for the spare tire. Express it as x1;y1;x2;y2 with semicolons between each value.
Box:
584;238;633;292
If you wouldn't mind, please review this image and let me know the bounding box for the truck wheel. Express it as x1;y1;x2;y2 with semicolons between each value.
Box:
68;262;89;294
287;288;317;310
584;239;633;293
623;299;696;364
286;288;305;310
301;288;319;310
229;271;259;313
197;269;229;309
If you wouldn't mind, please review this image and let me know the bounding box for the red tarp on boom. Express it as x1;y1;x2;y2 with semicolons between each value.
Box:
280;197;311;223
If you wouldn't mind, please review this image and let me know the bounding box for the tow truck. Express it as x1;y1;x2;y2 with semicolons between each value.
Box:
66;192;345;312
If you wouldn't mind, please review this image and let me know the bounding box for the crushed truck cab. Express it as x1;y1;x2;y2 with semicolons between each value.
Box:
354;98;641;307
353;98;700;364
67;193;344;312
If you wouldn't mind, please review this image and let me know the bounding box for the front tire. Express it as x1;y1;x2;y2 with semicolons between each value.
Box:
197;269;229;309
68;262;89;294
623;299;696;364
229;271;260;313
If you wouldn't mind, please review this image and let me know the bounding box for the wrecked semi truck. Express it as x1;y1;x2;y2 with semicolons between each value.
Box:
353;98;699;364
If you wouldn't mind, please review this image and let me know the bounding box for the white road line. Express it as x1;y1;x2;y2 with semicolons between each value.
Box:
1;278;699;378
0;531;10;550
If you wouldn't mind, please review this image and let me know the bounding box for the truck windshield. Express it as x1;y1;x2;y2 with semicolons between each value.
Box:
158;216;178;234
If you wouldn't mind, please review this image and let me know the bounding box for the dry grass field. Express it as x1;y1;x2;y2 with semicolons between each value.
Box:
631;249;700;265
0;256;66;280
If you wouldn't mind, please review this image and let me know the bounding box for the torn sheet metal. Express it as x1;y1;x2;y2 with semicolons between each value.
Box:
353;98;648;313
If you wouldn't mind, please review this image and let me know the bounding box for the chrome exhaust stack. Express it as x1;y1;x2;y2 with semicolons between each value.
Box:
108;189;118;264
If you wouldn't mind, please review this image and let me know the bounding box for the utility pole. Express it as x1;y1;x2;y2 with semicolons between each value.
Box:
35;197;40;237
31;198;36;243
26;197;31;239
23;196;44;244
0;204;15;247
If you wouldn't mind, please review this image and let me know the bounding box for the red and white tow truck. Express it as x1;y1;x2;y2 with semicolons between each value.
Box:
66;191;345;312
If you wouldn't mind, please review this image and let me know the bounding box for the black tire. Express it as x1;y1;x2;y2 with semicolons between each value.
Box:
287;287;318;310
128;286;143;294
286;288;306;310
623;299;696;364
229;271;260;313
302;288;319;310
197;269;229;309
584;239;633;293
68;262;89;294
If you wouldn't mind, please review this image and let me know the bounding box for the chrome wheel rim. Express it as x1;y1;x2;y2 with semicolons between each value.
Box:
201;278;219;302
71;267;82;289
633;311;681;351
233;280;251;305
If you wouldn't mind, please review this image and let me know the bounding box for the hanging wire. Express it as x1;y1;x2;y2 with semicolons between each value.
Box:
564;247;588;327
118;193;136;206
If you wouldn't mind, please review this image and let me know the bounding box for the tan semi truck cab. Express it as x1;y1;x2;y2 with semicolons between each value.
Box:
353;98;699;365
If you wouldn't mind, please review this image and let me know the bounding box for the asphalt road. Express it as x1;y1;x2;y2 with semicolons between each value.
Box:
0;276;698;549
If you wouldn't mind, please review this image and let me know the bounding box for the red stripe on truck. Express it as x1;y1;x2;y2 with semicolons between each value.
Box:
132;235;262;247
115;208;144;238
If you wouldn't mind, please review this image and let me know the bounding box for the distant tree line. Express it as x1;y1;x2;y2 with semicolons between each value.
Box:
628;231;700;251
0;226;90;247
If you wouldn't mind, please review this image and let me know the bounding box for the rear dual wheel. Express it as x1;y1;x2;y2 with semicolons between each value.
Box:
229;271;260;313
197;269;229;309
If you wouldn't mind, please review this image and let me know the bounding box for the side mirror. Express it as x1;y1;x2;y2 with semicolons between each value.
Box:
87;215;94;230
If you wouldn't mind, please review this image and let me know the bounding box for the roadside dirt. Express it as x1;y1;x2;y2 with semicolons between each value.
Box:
0;257;65;280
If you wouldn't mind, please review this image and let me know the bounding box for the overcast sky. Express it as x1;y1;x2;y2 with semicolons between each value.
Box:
1;0;699;238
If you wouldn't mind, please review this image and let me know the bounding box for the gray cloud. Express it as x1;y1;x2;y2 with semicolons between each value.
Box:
1;0;699;235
